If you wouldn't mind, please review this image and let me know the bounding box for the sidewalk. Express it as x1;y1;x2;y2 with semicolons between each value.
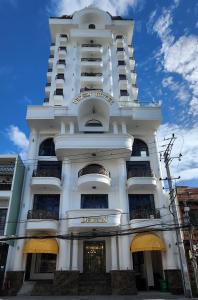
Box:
1;292;198;300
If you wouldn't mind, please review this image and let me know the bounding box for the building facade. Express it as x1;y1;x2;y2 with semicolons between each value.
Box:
4;7;183;295
176;186;198;294
0;155;24;289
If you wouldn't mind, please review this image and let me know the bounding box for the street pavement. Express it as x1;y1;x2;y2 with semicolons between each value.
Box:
0;292;198;300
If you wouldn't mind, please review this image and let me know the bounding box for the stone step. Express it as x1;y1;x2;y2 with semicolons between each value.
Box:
18;281;35;296
30;280;53;296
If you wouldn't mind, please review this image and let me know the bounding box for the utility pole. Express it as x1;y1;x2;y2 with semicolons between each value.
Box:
183;199;198;294
161;134;192;298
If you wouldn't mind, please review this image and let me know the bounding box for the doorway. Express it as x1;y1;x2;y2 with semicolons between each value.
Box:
83;241;105;273
133;250;163;290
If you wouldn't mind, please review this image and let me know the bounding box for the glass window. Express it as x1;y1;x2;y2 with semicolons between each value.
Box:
0;209;7;235
89;24;96;29
35;254;56;273
33;194;60;217
132;139;149;156
128;194;155;211
81;194;108;209
38;138;55;156
126;161;152;178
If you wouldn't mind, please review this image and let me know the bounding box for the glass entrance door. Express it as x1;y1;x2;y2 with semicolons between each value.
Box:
83;241;105;273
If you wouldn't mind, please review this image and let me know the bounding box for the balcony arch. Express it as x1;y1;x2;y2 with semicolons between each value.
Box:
73;7;111;27
78;96;110;132
39;138;55;156
132;138;149;157
77;163;111;190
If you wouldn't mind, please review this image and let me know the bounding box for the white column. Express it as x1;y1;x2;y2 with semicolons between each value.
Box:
60;121;66;134
113;121;118;134
57;158;71;270
144;251;154;287
111;236;117;270
11;129;38;271
118;159;132;270
121;121;127;134
69;121;74;134
72;239;78;270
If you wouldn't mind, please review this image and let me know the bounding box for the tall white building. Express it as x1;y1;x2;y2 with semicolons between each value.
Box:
4;7;184;296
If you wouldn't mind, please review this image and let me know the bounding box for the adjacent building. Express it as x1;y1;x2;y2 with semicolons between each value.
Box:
0;155;25;289
176;186;198;294
4;7;184;296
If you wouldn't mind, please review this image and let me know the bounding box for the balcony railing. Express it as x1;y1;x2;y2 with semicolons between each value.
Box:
78;165;110;178
0;183;12;190
81;72;102;77
130;208;160;220
81;58;102;62
127;168;153;179
27;209;58;220
80;87;103;92
81;43;101;48
0;165;14;174
33;168;61;179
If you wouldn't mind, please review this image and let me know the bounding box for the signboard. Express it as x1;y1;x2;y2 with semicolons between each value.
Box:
81;216;108;224
73;91;113;104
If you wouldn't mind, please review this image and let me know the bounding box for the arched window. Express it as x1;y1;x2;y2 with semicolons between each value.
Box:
132;139;149;156
39;138;55;156
85;119;103;127
89;24;96;29
78;164;109;177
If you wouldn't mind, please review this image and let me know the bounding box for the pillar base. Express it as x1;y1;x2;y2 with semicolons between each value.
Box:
111;270;137;295
53;270;79;295
164;269;183;294
1;271;24;296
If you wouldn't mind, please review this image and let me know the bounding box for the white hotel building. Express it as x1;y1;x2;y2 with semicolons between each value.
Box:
4;7;184;296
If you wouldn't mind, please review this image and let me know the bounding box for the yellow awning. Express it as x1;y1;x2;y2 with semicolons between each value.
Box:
130;233;166;252
23;239;58;254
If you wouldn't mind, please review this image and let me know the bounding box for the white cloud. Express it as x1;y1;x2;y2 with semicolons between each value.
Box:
157;123;198;182
151;4;198;117
48;0;140;16
162;76;190;103
196;22;198;28
7;125;29;159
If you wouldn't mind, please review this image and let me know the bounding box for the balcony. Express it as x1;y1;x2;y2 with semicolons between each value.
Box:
31;169;61;191
45;83;51;95
78;165;111;190
129;209;161;229
81;43;102;53
127;169;157;190
81;72;103;83
58;46;67;58
67;209;122;231
54;133;133;159
0;182;12;199
26;210;58;232
57;60;66;72
47;68;52;79
80;87;103;93
50;44;55;53
81;57;103;67
48;55;54;64
60;34;68;45
55;74;65;87
54;89;64;105
71;29;111;43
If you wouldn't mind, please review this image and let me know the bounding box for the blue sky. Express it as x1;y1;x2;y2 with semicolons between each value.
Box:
0;0;197;187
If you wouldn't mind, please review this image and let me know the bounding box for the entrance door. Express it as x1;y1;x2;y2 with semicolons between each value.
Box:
83;241;105;273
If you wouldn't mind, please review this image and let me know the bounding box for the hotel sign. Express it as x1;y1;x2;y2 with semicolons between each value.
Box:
73;91;113;104
81;216;108;224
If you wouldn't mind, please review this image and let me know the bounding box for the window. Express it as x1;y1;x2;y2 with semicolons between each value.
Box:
85;119;103;127
57;59;66;65
119;74;127;80
0;209;7;235
132;139;149;156
120;90;129;96
116;35;123;39
118;60;126;66
129;194;155;211
33;194;60;218
117;47;124;52
34;161;62;178
56;74;65;80
126;161;152;178
89;24;96;29
54;88;63;96
35;254;56;273
81;194;108;209
38;138;55;156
